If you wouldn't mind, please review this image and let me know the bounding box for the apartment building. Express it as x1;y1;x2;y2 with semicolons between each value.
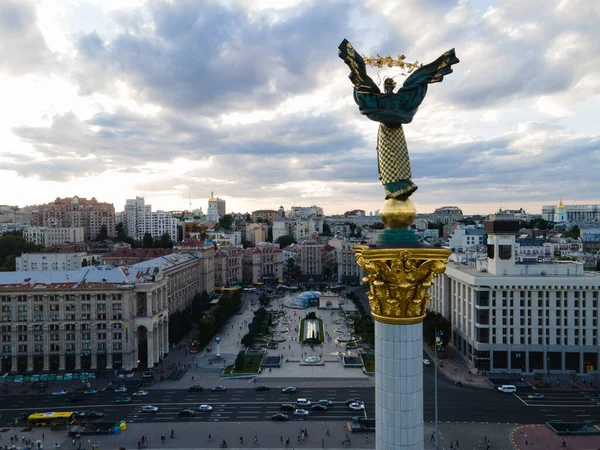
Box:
296;239;336;282
0;249;215;374
23;226;85;247
32;197;116;241
242;243;283;285
16;252;93;271
251;209;279;223
245;223;269;245
336;240;363;285
430;215;600;375
214;246;243;287
123;197;178;240
448;227;486;251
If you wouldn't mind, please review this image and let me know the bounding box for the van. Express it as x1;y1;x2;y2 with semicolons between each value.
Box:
296;398;311;407
497;385;516;393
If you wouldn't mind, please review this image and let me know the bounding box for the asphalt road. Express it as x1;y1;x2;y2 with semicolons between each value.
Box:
2;369;599;427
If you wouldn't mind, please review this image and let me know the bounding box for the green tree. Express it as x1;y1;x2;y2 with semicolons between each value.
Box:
95;224;109;241
320;223;332;236
142;232;154;248
370;222;385;230
242;239;253;249
276;234;296;248
0;231;43;271
423;311;451;347
565;225;581;240
527;218;552;230
235;351;245;371
155;232;173;249
218;214;234;230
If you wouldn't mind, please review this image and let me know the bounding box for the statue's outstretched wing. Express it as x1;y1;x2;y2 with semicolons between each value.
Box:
403;48;460;88
338;39;380;94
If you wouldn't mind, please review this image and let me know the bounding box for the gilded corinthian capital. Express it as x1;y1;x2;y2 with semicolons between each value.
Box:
354;246;451;325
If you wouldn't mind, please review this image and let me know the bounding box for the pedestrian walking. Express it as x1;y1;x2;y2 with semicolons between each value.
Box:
326;427;330;436
321;438;325;448
456;439;460;448
430;432;435;444
365;434;369;442
208;433;212;442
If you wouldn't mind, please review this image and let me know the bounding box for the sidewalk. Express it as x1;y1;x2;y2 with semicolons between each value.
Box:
423;343;492;389
511;424;600;450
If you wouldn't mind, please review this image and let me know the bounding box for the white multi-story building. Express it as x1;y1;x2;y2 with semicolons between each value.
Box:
448;227;486;251
23;226;85;247
206;231;242;246
335;240;363;285
514;238;553;262
0;251;214;374
542;202;600;223
123;197;178;240
272;218;320;242
288;205;324;219
430;215;600;375
15;252;95;271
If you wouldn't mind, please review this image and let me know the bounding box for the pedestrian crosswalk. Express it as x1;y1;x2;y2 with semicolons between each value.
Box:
516;391;600;408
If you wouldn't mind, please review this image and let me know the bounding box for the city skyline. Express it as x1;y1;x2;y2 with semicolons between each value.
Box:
1;0;598;215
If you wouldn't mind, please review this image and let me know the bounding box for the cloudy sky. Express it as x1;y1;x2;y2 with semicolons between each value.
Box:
1;0;598;216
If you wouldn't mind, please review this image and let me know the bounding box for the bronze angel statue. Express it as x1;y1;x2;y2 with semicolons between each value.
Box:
338;39;459;199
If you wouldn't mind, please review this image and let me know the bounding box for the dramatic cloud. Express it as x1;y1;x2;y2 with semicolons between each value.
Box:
1;0;599;215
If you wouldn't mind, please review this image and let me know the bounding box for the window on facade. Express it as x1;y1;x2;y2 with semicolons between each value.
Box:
487;244;494;259
498;245;512;260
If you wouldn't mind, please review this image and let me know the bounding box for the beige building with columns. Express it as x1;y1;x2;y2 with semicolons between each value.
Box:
0;251;215;374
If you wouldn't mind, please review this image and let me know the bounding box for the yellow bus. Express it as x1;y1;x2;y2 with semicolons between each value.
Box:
27;412;76;427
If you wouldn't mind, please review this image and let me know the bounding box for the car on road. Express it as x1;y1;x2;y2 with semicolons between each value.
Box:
84;389;98;395
141;405;159;413
528;394;545;400
114;386;128;393
344;398;360;406
69;396;83;403
423;359;431;366
115;397;131;404
179;409;196;417
212;386;227;392
254;385;270;391
293;409;309;417
280;404;295;411
272;413;289;421
74;411;87;418
296;398;311;407
198;405;213;412
86;412;104;418
133;390;148;396
51;390;67;396
311;404;327;411
281;387;296;393
188;385;204;392
318;400;334;406
348;402;365;411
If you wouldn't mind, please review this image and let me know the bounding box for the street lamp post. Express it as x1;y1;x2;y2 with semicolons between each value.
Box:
434;330;443;450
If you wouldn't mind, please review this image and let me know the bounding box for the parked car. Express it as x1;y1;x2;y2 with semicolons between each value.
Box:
280;404;295;411
115;397;131;404
348;402;365;411
281;387;296;393
311;404;327;411
212;386;226;392
272;413;289;421
188;385;204;392
141;405;159;413
84;389;98;395
86;412;104;418
114;386;128;393
293;409;309;417
254;385;270;391
528;394;545;400
423;359;431;366
179;409;196;417
51;390;67;396
133;390;148;396
69;396;83;403
318;400;334;406
198;405;213;412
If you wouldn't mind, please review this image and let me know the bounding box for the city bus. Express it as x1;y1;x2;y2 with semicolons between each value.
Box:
27;412;76;427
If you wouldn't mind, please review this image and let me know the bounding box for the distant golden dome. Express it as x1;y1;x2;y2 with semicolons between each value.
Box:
557;198;564;210
209;191;216;202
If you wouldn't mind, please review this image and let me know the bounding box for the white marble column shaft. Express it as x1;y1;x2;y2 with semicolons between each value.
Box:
375;320;423;450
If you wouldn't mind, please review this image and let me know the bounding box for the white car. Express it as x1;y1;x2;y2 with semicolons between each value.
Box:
423;359;431;366
51;390;67;396
133;390;148;396
198;405;213;412
293;409;309;417
348;402;365;411
114;386;128;393
141;406;158;413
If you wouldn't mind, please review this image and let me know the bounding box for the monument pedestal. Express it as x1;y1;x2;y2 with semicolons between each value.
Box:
376;321;423;449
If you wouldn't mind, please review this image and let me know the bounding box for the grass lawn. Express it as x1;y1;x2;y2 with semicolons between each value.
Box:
361;354;375;373
232;354;263;374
